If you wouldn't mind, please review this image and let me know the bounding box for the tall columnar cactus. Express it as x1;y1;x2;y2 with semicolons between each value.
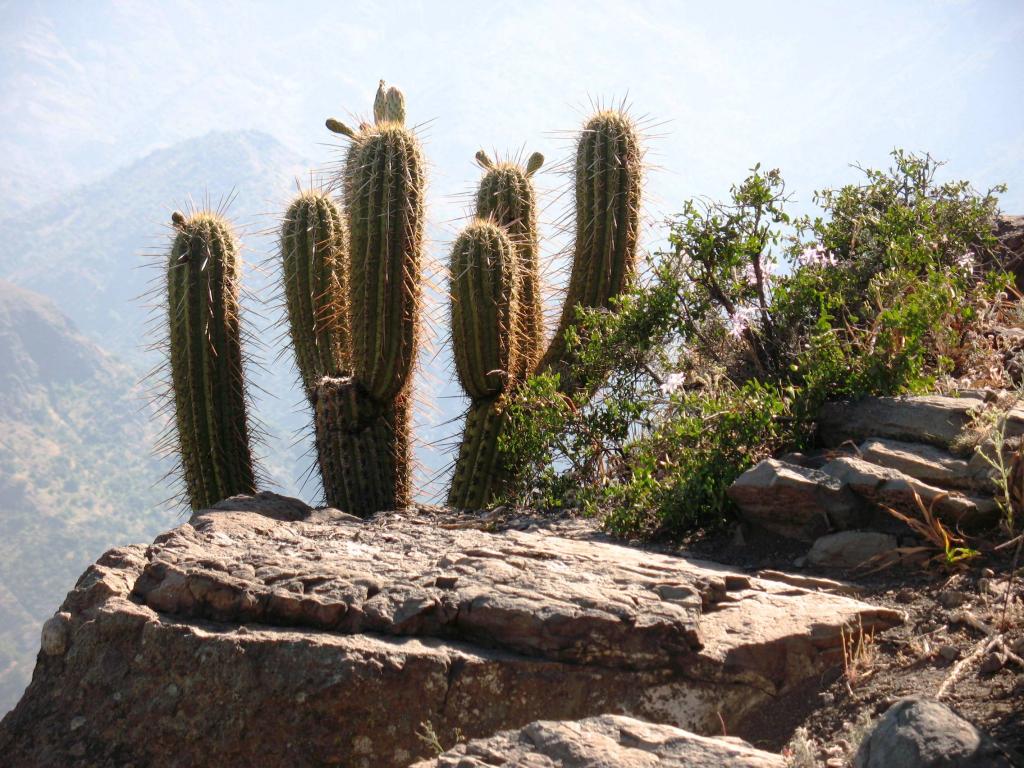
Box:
540;109;643;393
474;150;544;381
166;210;256;510
448;109;643;508
316;80;425;516
280;191;350;397
448;220;521;509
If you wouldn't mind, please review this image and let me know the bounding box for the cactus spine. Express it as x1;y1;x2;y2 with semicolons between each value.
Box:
316;80;425;516
280;191;350;396
447;220;521;509
448;110;642;508
166;211;256;509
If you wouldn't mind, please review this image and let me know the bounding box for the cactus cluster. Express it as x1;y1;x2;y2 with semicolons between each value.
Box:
162;80;642;516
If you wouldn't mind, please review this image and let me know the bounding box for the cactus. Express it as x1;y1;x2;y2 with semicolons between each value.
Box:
317;80;425;516
540;109;643;393
447;220;521;509
474;150;544;381
448;110;642;508
280;190;350;397
166;211;256;510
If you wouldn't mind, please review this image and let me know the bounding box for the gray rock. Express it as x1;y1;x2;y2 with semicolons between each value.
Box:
807;531;898;569
38;612;71;656
821;456;999;530
727;459;868;541
410;714;786;767
0;493;903;768
818;396;984;449
854;696;1013;767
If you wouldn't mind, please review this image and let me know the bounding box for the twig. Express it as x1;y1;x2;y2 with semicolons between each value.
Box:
936;634;1002;700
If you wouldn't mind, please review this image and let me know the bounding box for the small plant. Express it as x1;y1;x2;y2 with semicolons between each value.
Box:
869;490;981;569
415;721;464;756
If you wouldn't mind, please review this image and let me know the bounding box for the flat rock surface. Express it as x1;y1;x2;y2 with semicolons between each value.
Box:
0;494;903;768
858;438;979;491
132;494;706;669
410;714;786;767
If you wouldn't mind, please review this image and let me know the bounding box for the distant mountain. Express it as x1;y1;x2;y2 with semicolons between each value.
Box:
0;129;310;354
0;280;176;715
0;129;329;497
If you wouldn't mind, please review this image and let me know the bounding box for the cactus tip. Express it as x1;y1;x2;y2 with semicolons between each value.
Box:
475;150;493;170
525;152;544;176
326;118;356;138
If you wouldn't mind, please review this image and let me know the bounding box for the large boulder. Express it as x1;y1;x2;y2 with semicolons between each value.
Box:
854;696;1014;768
411;714;786;767
0;494;902;768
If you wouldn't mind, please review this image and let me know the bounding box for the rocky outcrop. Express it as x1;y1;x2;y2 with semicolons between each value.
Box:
0;494;902;768
411;714;786;767
993;214;1024;291
731;395;1004;541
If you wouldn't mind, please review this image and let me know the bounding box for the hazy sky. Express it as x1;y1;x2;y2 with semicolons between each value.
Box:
3;0;1023;222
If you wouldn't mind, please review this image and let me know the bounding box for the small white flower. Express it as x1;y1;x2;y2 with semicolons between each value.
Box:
956;251;974;271
798;244;836;268
743;263;758;285
660;372;687;396
727;306;758;338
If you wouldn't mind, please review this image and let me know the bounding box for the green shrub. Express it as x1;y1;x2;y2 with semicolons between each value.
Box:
500;151;1009;538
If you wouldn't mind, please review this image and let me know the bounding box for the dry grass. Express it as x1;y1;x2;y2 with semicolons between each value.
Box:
841;615;877;695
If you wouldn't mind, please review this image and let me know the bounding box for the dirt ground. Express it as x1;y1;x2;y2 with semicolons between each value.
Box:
684;524;1024;767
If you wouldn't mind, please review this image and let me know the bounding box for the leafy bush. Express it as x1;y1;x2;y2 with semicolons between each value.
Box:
500;151;1010;537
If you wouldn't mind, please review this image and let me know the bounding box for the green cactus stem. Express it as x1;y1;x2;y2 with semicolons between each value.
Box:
317;81;425;516
540;109;643;393
166;211;256;509
280;190;350;397
448;219;521;509
448;397;509;510
474;150;544;381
